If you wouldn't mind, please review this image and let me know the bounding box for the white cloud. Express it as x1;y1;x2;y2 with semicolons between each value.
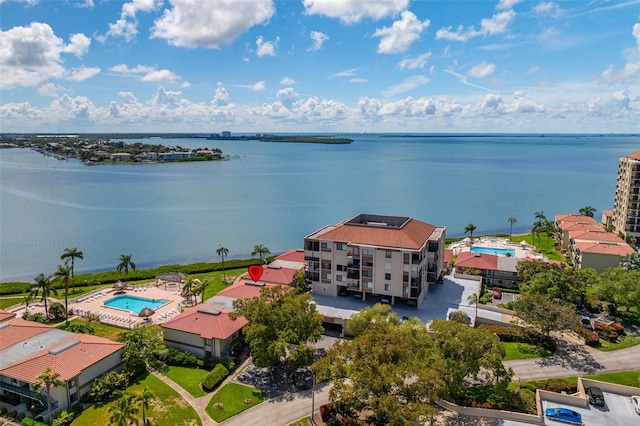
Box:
110;64;182;83
68;66;101;82
77;0;95;8
532;1;562;17
497;0;523;10
436;3;517;42
611;90;630;109
527;66;541;74
382;75;430;97
302;0;409;24
601;62;640;85
334;69;359;77
180;81;191;88
151;0;274;48
349;78;368;83
280;76;295;85
373;11;429;54
444;69;491;91
142;69;180;83
633;23;640;52
99;0;161;43
252;81;266;91
62;33;91;58
276;87;298;109
211;82;230;107
150;86;185;108
256;36;279;57
37;83;67;97
396;52;432;70
308;30;329;51
468;61;496;78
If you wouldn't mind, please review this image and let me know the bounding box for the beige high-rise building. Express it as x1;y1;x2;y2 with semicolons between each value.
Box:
612;151;640;247
303;214;446;307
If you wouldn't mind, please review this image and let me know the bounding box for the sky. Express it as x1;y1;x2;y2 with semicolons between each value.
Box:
1;0;639;134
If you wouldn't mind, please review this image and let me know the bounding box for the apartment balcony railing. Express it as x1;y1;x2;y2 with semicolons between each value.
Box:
347;280;360;289
347;251;360;258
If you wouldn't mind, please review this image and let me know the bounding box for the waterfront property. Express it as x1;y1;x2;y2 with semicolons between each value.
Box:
555;214;600;250
0;312;124;420
449;237;542;260
611;150;640;247
303;214;446;307
453;252;520;289
102;295;170;314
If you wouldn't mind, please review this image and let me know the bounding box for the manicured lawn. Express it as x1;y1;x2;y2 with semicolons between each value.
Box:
446;233;564;261
71;372;201;426
190;267;247;301
502;342;552;360
0;296;24;309
164;366;209;397
596;333;640;351
511;369;640;391
58;318;124;341
205;383;265;423
289;417;312;426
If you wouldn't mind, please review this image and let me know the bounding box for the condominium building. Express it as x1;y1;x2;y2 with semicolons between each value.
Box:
612;150;640;247
303;214;446;307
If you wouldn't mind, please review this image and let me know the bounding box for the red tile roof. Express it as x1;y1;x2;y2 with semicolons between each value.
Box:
570;230;625;243
0;309;16;323
444;249;453;264
240;265;297;285
560;223;603;233
454;251;498;270
0;333;124;382
601;209;614;217
575;241;634;256
162;306;247;340
555;214;597;224
0;318;53;351
216;280;284;300
274;249;305;263
626;151;640;160
310;217;440;250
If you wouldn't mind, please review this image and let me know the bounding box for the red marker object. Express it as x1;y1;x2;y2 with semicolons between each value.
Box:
248;265;263;282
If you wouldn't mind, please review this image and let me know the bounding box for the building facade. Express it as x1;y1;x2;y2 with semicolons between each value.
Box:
612;150;640;247
303;214;445;307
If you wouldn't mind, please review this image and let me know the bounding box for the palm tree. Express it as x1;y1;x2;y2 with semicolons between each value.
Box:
137;386;154;425
117;254;136;286
198;279;210;304
61;247;83;293
216;246;229;283
507;217;517;241
181;277;198;305
35;367;64;422
31;273;57;318
53;264;72;324
109;393;139;426
467;293;479;325
464;223;477;242
251;244;271;264
532;211;547;245
579;206;596;218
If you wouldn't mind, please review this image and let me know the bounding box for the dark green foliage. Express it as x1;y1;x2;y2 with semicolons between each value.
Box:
20;418;49;426
0;281;31;295
202;364;229;392
86;371;132;403
22;312;48;323
201;356;235;371
159;347;198;367
458;384;531;413
481;324;556;353
60;322;94;334
48;301;65;319
51;409;75;426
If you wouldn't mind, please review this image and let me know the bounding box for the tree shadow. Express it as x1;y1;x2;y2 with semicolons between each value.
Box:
534;339;604;374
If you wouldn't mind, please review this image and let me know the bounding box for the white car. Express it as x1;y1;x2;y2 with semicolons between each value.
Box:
631;395;640;415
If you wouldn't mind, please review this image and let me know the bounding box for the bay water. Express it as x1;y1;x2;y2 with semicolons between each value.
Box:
1;135;638;281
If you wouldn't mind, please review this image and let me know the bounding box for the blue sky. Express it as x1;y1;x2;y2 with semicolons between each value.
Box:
1;0;639;133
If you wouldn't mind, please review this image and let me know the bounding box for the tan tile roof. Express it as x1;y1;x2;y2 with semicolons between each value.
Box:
240;265;297;285
626;151;640;160
555;214;597;224
310;217;439;250
0;318;53;351
274;249;305;263
560;223;603;233
162;306;247;340
0;333;124;382
575;241;634;256
601;209;614;217
570;230;625;243
216;280;284;300
0;309;16;323
454;252;498;270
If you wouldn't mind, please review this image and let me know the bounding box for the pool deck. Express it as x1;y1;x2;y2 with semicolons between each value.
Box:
450;237;544;260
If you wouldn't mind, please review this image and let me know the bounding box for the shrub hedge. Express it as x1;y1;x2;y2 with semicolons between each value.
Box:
202;364;229;392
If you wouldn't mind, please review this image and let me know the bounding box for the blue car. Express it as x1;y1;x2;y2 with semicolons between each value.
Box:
545;407;582;424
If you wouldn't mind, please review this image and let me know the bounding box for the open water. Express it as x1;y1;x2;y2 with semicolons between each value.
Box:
1;134;638;281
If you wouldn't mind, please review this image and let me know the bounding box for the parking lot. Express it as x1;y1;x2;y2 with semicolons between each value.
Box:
540;392;640;426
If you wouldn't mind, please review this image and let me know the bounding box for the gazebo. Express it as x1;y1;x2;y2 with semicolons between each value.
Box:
155;272;186;290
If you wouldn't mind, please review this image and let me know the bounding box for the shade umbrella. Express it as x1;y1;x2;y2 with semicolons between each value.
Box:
113;280;126;289
138;307;155;318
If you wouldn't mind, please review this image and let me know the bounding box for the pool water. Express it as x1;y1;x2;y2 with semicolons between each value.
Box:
103;295;169;314
470;246;516;256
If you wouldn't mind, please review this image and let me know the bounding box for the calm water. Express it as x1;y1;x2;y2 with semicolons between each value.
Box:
1;135;638;281
470;247;516;256
103;295;169;313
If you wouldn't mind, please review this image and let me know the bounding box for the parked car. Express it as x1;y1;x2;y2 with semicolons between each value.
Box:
630;395;640;414
544;407;582;424
585;385;605;406
338;287;348;296
581;316;593;330
406;299;417;306
492;289;502;299
353;293;362;299
380;297;391;305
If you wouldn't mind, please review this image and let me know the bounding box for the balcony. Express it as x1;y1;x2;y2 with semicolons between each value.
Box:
347;280;360;289
347;260;360;268
347;251;360;259
347;271;360;279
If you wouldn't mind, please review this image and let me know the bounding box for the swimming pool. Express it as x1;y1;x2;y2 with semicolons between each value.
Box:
103;295;170;314
470;246;516;256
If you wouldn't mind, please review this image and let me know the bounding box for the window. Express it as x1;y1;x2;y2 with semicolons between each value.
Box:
70;392;78;404
336;275;345;282
68;378;76;388
385;251;392;258
362;248;373;256
403;275;409;282
428;242;438;252
321;273;331;280
384;284;391;291
404;253;410;261
321;242;330;250
336;264;347;271
362;270;372;278
403;286;408;293
385;273;391;280
321;262;331;270
336;243;347;251
385;262;391;270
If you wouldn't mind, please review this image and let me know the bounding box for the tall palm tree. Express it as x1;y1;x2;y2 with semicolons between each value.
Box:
109;393;139;426
30;273;57;318
467;293;479;325
533;211;547;245
35;367;64;422
137;386;154;425
53;264;72;324
61;247;83;293
117;254;136;286
216;246;229;283
579;206;596;218
181;277;198;305
464;223;477;242
251;244;271;264
507;217;517;241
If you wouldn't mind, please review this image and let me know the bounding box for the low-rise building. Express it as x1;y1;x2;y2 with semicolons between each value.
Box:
555;214;599;250
159;151;194;161
453;252;520;288
110;152;132;162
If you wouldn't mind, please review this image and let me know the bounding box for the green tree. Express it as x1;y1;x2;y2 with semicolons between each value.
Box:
251;244;271;264
346;303;400;337
292;268;311;293
181;277;198;305
35;367;65;422
467;292;479;322
48;301;66;319
117;254;136;286
579;206;596;218
516;259;563;283
624;234;638;247
216;246;230;283
532;211;547;245
507;216;517;241
593;268;640;314
620;252;640;270
464;223;477;241
60;247;83;293
137;386;154;425
109;393;139;426
53;263;72;324
30;273;57;318
116;324;165;369
231;285;324;367
519;268;583;302
514;293;579;336
313;319;446;425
